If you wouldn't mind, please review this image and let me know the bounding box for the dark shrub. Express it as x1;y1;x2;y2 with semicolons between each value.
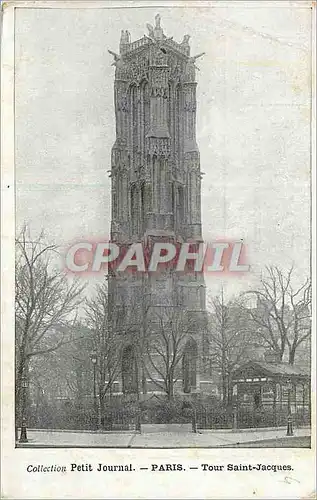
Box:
139;397;193;424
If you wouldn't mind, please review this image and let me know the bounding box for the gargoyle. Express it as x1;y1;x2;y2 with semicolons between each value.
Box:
108;49;121;66
189;52;205;62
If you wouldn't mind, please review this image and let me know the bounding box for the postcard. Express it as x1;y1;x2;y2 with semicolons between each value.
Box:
1;1;315;498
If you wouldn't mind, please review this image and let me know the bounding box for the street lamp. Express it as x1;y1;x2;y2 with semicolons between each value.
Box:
90;352;98;431
19;375;28;443
285;379;294;436
232;384;238;431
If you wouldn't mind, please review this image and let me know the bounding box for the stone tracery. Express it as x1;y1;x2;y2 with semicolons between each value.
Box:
108;16;209;397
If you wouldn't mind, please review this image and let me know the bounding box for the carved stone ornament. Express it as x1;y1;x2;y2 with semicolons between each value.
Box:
184;101;196;112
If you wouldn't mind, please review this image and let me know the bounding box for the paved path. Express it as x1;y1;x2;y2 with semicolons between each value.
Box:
129;427;311;448
223;435;311;448
17;427;311;448
18;430;133;447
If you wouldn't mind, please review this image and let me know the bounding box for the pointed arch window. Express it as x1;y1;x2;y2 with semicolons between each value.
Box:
130;184;138;236
177;185;185;226
112;189;118;219
175;84;183;164
168;82;173;139
171;182;175;227
143;81;150;139
131;85;138;153
140;183;145;234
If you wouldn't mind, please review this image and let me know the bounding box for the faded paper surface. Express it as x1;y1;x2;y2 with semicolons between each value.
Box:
1;1;316;499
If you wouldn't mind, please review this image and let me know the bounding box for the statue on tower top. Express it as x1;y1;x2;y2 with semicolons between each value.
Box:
146;14;165;41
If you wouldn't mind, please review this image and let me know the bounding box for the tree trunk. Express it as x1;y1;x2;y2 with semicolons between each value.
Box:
36;385;41;427
280;338;286;361
16;355;27;431
222;373;227;405
75;367;84;406
227;376;232;406
289;347;296;365
99;391;105;429
221;344;227;405
142;369;147;394
168;372;174;400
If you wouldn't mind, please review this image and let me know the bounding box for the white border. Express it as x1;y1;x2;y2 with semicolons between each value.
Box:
1;1;316;499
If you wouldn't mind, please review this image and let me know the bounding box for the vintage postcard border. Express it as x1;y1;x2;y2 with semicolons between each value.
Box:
1;1;316;498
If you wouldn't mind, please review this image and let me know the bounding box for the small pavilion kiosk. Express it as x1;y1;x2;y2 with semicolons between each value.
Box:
231;351;310;429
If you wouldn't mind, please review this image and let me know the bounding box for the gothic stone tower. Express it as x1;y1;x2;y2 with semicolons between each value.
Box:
108;15;211;399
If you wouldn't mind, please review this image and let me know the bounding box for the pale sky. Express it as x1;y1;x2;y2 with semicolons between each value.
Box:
15;4;312;298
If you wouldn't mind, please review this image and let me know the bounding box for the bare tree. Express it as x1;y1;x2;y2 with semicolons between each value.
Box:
145;305;194;400
26;323;103;430
15;226;85;432
29;338;83;405
85;279;121;427
208;290;252;405
245;265;311;365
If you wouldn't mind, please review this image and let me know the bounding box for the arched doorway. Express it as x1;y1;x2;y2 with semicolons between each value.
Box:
122;345;138;394
182;338;198;393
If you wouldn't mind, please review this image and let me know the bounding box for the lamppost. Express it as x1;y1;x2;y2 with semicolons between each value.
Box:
285;379;294;436
90;352;98;431
232;384;238;431
19;375;28;443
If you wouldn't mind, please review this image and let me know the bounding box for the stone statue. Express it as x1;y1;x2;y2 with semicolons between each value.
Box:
146;23;155;39
153;13;164;40
181;34;190;45
146;15;166;41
